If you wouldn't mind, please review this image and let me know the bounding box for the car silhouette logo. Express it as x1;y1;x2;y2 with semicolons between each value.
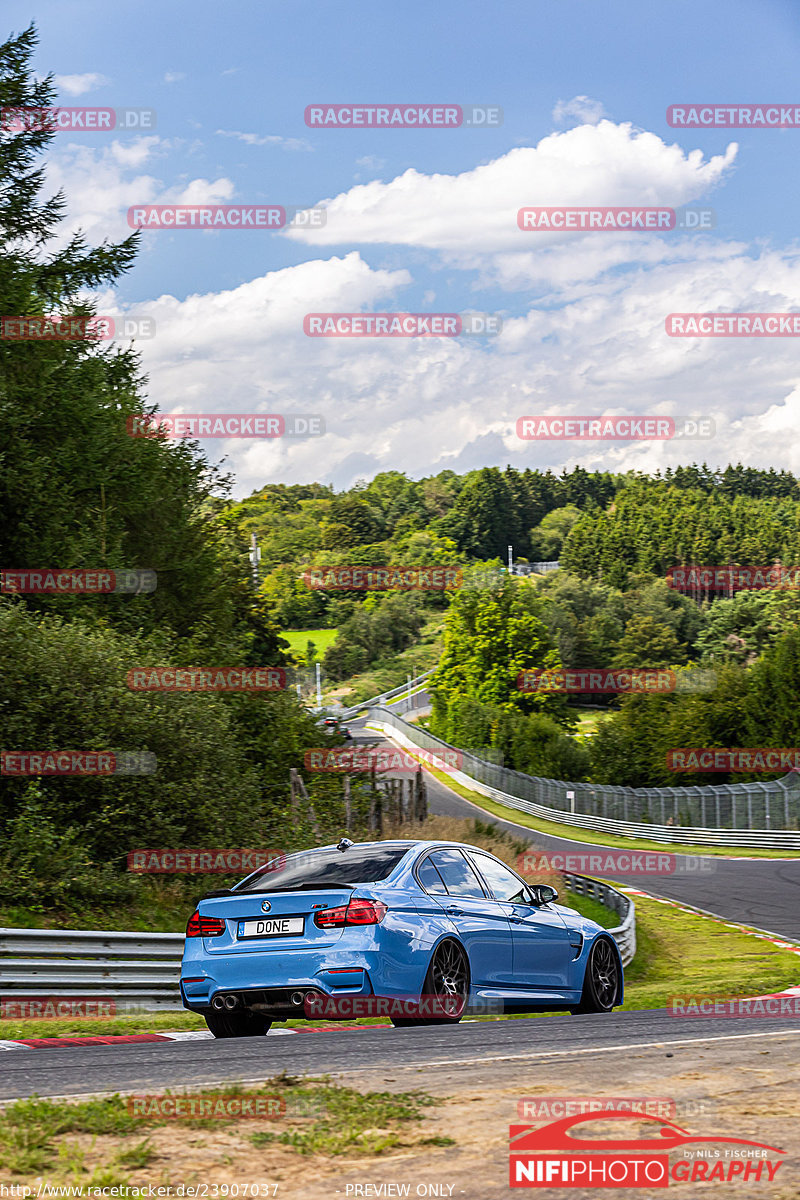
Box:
509;1111;785;1154
261;900;271;913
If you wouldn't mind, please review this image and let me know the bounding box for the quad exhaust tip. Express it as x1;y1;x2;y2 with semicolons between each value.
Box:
290;990;306;1006
212;993;240;1010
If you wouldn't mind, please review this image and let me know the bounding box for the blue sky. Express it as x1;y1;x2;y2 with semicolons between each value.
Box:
8;0;800;491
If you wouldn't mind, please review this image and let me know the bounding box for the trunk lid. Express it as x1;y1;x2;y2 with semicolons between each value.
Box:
197;888;354;952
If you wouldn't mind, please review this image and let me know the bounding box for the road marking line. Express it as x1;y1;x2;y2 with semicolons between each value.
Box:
384;1028;800;1070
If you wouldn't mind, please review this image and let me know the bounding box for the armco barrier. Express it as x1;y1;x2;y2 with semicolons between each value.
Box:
337;670;433;720
0;869;633;1009
366;707;800;849
0;927;185;1011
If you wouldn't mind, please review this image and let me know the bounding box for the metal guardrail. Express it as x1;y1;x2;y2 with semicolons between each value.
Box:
0;928;186;1011
0;871;634;1010
563;873;635;966
337;670;433;720
367;707;800;848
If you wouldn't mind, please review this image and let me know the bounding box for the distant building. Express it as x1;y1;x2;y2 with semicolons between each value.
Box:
512;561;560;576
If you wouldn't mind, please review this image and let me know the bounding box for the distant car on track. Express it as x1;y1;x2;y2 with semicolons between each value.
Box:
180;839;623;1037
315;715;353;740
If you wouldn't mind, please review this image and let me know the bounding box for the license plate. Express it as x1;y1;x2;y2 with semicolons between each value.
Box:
237;916;304;939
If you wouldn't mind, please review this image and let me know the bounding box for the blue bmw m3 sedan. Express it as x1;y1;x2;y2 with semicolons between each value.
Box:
180;839;623;1037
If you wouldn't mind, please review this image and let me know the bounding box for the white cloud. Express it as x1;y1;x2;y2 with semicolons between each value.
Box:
552;95;608;126
164;71;186;84
43;112;800;490
54;73;110;97
43;137;233;245
284;121;737;280
216;129;312;152
121;240;800;493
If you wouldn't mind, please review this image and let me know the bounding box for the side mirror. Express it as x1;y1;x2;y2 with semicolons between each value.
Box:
533;885;558;905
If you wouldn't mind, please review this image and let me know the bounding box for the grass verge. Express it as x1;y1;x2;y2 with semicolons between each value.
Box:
0;1076;442;1184
620;892;799;1009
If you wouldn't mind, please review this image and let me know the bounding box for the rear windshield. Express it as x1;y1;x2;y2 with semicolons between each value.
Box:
235;844;410;892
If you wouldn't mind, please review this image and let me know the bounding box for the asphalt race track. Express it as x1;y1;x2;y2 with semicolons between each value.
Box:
3;1010;799;1102
351;717;800;943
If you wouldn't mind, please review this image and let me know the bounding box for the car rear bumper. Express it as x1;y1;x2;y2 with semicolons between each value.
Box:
180;947;418;1012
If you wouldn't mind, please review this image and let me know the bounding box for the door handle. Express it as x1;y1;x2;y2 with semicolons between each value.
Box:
446;905;463;916
509;915;523;924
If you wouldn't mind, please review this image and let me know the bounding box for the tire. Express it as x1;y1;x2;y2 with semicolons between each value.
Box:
203;1008;272;1038
571;937;620;1014
391;939;470;1027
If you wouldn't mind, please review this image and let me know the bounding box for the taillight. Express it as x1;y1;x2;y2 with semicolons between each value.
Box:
314;898;387;928
186;910;226;937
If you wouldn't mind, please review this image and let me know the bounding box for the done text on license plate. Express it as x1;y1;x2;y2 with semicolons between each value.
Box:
237;916;304;939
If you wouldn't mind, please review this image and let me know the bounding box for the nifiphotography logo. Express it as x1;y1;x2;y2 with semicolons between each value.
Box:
509;1110;785;1187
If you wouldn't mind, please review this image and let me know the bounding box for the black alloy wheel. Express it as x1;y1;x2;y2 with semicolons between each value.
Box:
571;937;620;1014
391;939;470;1027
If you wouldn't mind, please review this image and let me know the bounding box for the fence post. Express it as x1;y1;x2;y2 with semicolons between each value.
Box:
343;776;351;834
289;768;322;840
416;766;427;821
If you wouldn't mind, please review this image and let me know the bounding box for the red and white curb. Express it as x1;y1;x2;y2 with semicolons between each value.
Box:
0;1023;392;1051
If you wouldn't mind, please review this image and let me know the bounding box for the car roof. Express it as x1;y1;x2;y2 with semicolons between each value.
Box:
296;839;498;855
